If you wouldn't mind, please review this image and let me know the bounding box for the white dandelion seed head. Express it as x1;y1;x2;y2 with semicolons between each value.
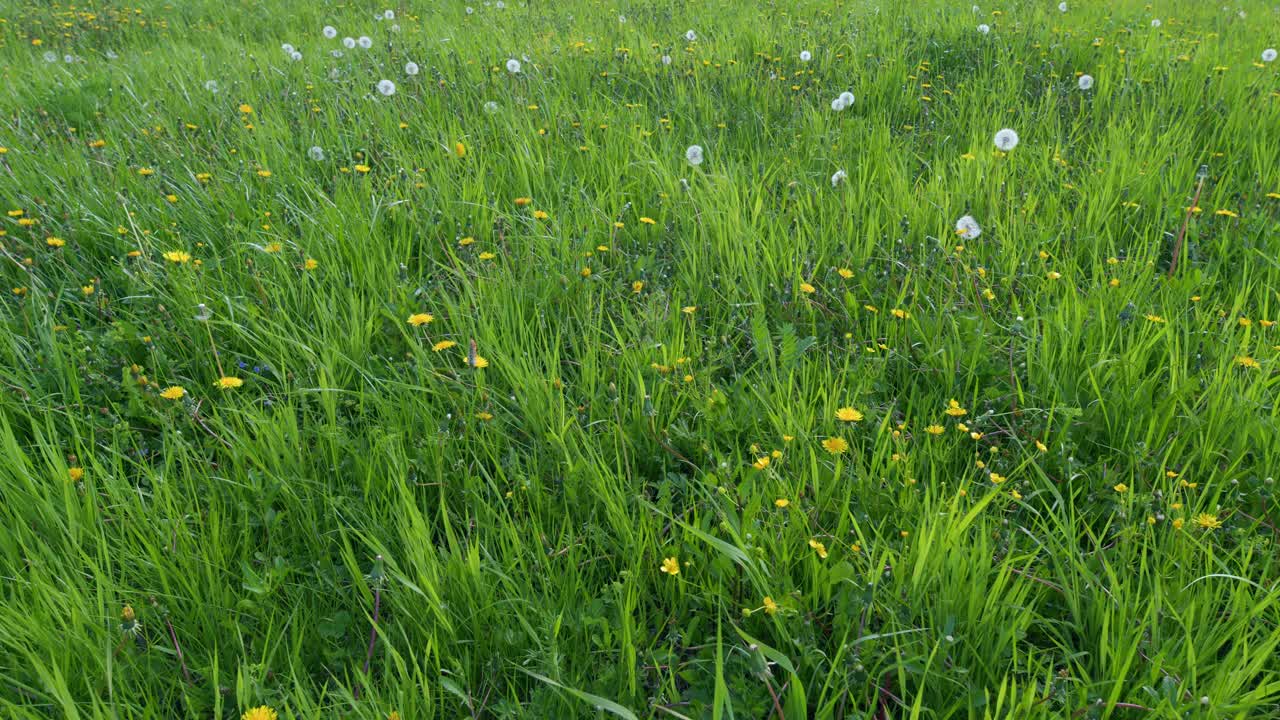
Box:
831;169;848;187
831;97;848;111
972;5;980;13
329;67;341;79
383;9;395;20
43;51;57;62
800;50;812;62
204;79;219;92
483;100;500;113
685;145;704;166
405;61;419;75
342;36;356;48
308;146;325;161
1263;48;1277;63
685;30;697;42
465;6;474;14
661;54;672;65
978;23;991;34
506;58;521;73
290;51;302;62
1077;74;1094;90
955;215;982;240
331;49;344;58
618;14;626;22
496;1;505;8
1058;2;1067;11
1150;18;1161;27
839;91;855;106
64;54;76;63
357;36;373;49
282;43;294;54
323;25;337;39
377;79;396;96
390;24;400;32
993;128;1019;151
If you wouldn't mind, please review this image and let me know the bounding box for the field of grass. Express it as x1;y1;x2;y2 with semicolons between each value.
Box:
2;0;1280;717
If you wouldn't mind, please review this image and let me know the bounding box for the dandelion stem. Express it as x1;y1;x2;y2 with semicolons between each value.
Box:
354;584;382;700
165;616;193;684
1167;173;1205;278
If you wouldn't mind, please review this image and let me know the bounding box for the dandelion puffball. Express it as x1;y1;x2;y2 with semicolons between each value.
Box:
1150;18;1161;28
1077;74;1094;90
282;43;295;54
831;97;848;111
357;36;372;49
800;50;812;62
685;145;704;166
405;61;419;75
483;100;500;113
377;79;396;96
831;169;848;187
1263;49;1278;63
308;146;325;161
383;9;395;20
506;58;521;73
839;91;854;106
204;80;219;92
978;24;991;34
685;30;697;42
993;128;1019;151
43;51;57;62
465;6;474;14
1058;2;1067;11
661;54;672;65
290;51;302;62
342;37;356;48
955;215;982;240
323;25;337;39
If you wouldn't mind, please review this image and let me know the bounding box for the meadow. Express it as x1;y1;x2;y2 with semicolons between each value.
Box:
2;0;1279;717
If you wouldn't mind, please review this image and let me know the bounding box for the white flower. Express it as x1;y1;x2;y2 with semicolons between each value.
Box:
1150;18;1161;28
343;37;356;49
978;24;991;34
308;146;325;161
1058;1;1067;11
685;30;697;42
377;79;396;96
955;215;982;240
1263;48;1278;63
383;9;395;20
831;169;848;187
204;80;219;92
483;101;500;113
282;43;295;54
405;61;419;75
1077;74;1094;90
800;50;812;62
43;51;57;62
685;145;704;166
357;36;373;49
993;128;1019;151
323;25;337;39
831;97;848;111
290;51;302;62
839;91;854;106
661;54;672;65
506;58;521;73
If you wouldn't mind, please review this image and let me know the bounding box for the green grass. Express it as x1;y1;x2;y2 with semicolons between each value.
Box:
2;0;1279;717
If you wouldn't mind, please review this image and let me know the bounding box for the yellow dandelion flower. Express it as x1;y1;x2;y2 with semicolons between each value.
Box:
660;556;680;575
217;377;244;390
163;250;191;263
774;498;790;508
1194;512;1222;530
68;467;85;481
160;386;186;400
822;437;849;454
944;399;967;417
836;407;863;422
241;707;276;720
408;313;434;327
808;538;828;558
